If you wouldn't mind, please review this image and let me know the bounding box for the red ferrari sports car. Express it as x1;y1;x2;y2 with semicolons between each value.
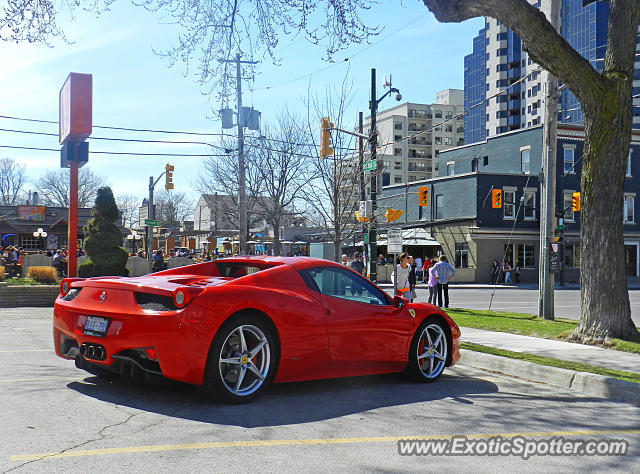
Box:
53;256;461;403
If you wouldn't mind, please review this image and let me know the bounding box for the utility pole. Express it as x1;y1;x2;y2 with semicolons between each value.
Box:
219;53;257;256
369;68;378;282
538;0;560;320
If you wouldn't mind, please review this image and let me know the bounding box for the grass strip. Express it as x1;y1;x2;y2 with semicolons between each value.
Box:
2;277;55;286
447;308;640;355
462;342;640;385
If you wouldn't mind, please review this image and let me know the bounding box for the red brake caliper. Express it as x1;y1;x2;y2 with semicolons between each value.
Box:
248;342;258;365
418;337;426;366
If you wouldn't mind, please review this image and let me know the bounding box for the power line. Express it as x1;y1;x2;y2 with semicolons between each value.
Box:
0;144;228;157
250;12;430;92
0;115;227;137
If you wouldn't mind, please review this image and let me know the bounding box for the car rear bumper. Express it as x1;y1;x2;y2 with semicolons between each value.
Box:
53;298;213;385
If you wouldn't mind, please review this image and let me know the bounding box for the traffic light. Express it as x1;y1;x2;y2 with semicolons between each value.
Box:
418;187;429;207
491;188;502;208
385;209;403;222
354;211;369;223
320;117;334;158
165;163;174;190
572;192;580;212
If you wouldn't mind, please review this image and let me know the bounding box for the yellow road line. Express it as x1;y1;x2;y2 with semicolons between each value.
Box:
11;429;640;462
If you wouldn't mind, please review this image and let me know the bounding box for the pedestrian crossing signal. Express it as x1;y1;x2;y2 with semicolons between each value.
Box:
491;189;502;208
572;192;580;212
418;187;429;207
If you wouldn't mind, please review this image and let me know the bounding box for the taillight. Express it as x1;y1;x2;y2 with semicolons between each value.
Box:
59;278;83;297
173;288;189;308
171;287;203;309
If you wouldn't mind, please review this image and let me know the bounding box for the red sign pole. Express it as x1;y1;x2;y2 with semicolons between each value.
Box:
59;73;91;277
68;159;79;277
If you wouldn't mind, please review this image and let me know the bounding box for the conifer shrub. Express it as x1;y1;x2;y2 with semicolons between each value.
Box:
78;187;129;277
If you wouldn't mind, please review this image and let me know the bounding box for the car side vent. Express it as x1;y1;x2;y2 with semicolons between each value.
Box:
135;293;178;311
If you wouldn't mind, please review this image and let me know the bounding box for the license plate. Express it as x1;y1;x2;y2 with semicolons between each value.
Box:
83;316;110;337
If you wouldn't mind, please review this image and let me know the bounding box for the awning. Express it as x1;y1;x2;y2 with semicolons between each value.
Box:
354;228;440;247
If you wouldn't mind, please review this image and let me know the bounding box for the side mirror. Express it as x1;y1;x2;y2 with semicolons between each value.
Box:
393;295;406;309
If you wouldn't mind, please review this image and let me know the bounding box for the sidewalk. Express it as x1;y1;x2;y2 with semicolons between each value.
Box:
460;327;640;374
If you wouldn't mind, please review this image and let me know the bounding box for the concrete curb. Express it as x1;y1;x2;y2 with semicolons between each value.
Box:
459;349;640;405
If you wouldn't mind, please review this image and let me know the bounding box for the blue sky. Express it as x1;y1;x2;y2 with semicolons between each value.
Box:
0;1;483;207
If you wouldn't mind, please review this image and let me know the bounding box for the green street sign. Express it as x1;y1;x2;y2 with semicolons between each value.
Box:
144;219;161;226
364;233;369;244
363;159;377;171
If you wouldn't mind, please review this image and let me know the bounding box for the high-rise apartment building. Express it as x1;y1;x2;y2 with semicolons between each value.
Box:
363;90;465;187
463;0;640;145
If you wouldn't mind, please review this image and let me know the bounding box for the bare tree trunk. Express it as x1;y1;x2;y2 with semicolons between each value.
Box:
576;77;637;341
272;218;281;256
423;0;640;341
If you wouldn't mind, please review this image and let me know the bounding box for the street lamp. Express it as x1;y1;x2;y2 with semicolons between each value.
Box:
126;230;142;255
368;68;402;283
32;227;47;250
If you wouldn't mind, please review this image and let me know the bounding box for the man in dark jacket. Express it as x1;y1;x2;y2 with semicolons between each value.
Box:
350;251;364;275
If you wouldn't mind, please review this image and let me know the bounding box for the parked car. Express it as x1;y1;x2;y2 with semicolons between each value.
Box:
53;256;461;403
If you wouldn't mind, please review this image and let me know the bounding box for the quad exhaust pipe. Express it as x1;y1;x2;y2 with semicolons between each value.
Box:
80;343;106;361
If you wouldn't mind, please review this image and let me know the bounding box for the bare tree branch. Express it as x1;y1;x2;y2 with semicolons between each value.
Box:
252;109;314;255
0;157;27;205
154;189;194;226
36;167;106;207
116;193;142;229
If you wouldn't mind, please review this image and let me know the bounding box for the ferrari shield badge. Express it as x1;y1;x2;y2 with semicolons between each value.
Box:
408;309;416;318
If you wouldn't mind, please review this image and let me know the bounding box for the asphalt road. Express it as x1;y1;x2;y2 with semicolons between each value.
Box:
2;308;639;472
411;286;640;325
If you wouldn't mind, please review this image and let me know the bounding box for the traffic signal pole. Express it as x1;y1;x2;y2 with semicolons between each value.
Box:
359;112;368;265
146;167;172;263
369;68;378;282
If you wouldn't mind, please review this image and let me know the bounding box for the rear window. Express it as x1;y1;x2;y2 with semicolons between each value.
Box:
214;261;275;279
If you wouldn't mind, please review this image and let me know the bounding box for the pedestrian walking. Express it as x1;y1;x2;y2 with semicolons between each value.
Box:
423;257;432;283
491;259;500;285
427;258;438;305
415;256;423;282
350;251;364;275
408;256;417;302
432;255;456;308
394;252;411;300
514;261;521;285
503;260;513;285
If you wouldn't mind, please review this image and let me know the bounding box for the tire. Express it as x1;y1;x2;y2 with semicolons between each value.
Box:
405;317;449;382
203;315;277;403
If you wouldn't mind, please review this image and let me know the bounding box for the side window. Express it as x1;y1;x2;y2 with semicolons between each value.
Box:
299;267;390;305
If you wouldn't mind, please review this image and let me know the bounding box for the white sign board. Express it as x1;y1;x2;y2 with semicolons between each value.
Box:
359;200;372;219
387;227;403;254
138;206;148;228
